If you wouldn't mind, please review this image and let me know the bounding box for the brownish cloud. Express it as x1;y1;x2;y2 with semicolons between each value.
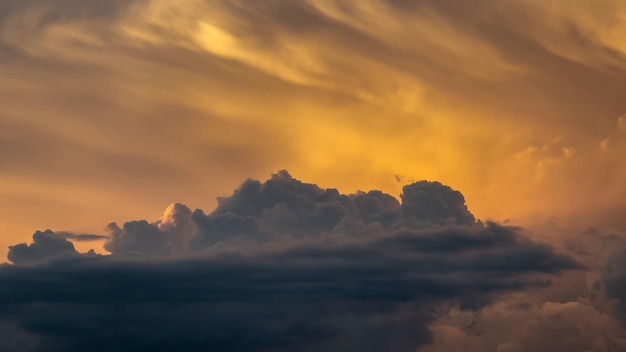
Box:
2;1;626;240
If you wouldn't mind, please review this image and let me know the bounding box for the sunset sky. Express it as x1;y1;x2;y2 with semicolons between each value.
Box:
2;0;626;351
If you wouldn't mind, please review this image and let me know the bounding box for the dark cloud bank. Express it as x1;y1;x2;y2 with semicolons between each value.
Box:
1;171;592;351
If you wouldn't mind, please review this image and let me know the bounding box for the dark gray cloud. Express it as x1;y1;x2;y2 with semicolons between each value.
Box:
56;232;108;242
104;171;480;255
3;172;579;351
7;230;79;264
104;221;172;256
6;229;106;264
401;181;475;226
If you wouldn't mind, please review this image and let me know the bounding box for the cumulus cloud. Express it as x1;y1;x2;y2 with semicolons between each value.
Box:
104;203;196;256
401;181;476;226
7;230;79;264
2;172;579;351
104;171;484;256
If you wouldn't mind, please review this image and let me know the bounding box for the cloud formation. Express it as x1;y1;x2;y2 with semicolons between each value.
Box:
3;0;626;350
4;0;626;252
415;229;626;352
418;295;626;352
7;230;79;264
593;243;626;327
2;172;579;351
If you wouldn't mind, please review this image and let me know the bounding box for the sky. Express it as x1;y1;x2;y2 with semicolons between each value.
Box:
2;0;626;351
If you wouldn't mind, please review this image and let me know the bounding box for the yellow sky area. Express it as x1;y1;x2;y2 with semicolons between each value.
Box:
2;0;626;255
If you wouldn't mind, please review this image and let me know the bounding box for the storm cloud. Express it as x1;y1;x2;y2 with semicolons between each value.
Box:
2;172;579;351
7;230;79;264
3;0;626;350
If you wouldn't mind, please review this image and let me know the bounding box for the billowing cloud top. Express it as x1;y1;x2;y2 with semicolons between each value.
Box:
7;230;78;264
2;172;582;351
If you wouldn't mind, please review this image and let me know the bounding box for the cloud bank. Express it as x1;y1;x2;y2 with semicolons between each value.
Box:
3;0;626;349
3;172;580;351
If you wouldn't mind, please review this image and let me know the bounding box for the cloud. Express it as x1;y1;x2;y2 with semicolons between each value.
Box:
3;0;626;349
401;181;475;226
104;203;196;256
104;171;483;256
7;230;79;264
412;228;626;352
2;172;579;351
7;230;104;264
56;232;108;242
591;242;626;327
417;294;626;352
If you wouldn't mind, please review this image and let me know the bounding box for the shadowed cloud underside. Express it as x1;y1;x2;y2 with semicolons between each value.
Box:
2;172;580;352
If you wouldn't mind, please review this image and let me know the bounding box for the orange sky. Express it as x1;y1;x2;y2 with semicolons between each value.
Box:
2;0;626;258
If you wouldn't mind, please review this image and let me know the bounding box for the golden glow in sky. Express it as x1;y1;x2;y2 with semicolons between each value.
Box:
2;0;626;258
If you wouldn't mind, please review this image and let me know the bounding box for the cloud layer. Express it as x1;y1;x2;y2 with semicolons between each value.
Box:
3;0;626;350
3;172;579;351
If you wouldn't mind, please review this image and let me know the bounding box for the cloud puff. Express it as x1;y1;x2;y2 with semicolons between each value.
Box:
3;172;579;351
104;171;481;256
401;181;476;226
7;230;79;264
104;203;196;256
